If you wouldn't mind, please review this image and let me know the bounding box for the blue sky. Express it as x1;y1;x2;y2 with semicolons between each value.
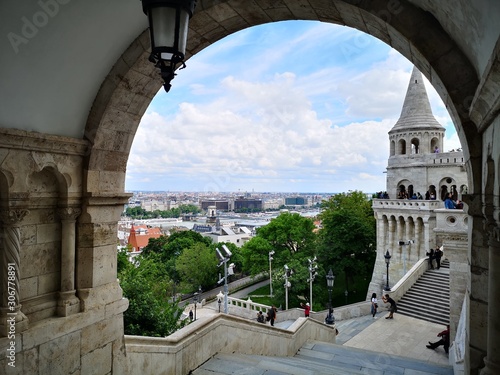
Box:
126;21;460;194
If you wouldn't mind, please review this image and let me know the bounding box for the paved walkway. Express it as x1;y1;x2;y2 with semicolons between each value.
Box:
336;313;451;367
189;279;452;370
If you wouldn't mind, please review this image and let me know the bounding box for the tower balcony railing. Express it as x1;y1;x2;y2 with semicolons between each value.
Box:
373;198;443;211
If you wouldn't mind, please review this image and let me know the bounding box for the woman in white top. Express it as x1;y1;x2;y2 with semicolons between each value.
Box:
371;293;378;318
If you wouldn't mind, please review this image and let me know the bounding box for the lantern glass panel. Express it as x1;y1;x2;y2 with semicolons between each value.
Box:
151;7;176;57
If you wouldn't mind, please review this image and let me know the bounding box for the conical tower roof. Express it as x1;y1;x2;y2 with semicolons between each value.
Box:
389;67;444;133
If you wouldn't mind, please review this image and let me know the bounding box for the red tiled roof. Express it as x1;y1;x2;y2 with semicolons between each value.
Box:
127;224;162;252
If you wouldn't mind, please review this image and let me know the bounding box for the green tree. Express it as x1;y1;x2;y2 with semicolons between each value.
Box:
241;212;317;308
176;242;218;291
318;191;376;294
141;231;212;284
240;237;274;276
118;252;185;337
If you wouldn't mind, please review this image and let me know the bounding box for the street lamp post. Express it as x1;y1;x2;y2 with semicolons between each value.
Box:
384;250;392;291
284;264;291;310
217;291;224;313
193;292;198;321
269;251;275;297
325;269;335;324
308;256;317;309
216;244;232;314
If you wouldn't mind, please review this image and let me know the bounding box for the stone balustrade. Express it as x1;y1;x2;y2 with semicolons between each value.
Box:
125;313;336;375
373;198;443;211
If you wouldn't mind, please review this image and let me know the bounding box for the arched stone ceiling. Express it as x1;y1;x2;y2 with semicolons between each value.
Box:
1;0;497;140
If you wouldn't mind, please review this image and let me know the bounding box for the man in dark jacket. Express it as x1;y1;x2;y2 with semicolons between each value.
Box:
426;325;450;354
426;248;435;269
434;247;443;269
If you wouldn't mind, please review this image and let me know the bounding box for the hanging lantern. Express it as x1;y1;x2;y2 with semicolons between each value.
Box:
142;0;197;92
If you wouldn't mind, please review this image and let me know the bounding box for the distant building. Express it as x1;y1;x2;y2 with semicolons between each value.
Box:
200;200;231;211
285;196;307;206
127;224;162;254
200;226;252;247
234;197;262;210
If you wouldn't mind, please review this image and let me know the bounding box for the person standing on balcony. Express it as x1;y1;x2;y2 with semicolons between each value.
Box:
444;193;456;209
301;302;311;317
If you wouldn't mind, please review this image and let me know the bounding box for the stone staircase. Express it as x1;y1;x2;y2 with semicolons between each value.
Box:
193;340;453;374
396;259;450;325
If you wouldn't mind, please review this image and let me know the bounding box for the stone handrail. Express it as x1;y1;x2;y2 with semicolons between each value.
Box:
227;296;374;322
124;313;336;375
383;257;429;302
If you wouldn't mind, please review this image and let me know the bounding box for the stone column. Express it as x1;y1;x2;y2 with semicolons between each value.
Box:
423;219;430;251
415;219;422;258
0;209;29;337
57;207;82;316
388;218;395;255
377;217;386;251
480;230;500;374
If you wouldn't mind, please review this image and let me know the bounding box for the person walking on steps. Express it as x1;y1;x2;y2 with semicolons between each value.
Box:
300;302;311;317
370;293;378;318
266;305;277;326
426;248;435;270
382;294;397;319
426;325;450;354
434;246;443;269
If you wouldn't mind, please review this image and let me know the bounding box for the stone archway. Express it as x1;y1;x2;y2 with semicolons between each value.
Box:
80;1;489;373
84;0;480;196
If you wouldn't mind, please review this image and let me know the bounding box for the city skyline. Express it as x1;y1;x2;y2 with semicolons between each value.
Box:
126;20;461;194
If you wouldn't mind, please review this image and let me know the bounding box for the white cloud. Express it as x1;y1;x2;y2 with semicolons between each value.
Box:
126;21;455;193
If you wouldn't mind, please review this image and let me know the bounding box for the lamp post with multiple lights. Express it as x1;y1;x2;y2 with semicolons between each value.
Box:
269;250;275;297
216;244;232;314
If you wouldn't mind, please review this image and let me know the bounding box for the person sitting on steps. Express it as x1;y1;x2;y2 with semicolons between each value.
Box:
426;325;450;354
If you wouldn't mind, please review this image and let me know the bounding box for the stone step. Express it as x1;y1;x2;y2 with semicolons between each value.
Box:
193;340;454;374
403;289;450;302
396;264;451;325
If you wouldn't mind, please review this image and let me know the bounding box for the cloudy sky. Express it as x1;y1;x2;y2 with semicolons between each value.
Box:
126;20;461;194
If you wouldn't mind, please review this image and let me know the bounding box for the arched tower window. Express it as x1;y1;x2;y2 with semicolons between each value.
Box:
398;139;406;155
408;185;414;198
426;185;437;200
440;185;449;201
390;140;396;156
398;185;407;199
431;137;440;153
411;138;419;154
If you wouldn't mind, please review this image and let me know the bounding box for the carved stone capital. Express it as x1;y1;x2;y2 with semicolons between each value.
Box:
57;207;82;221
0;209;29;225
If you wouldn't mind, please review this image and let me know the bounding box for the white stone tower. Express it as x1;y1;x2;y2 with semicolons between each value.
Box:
367;67;468;297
